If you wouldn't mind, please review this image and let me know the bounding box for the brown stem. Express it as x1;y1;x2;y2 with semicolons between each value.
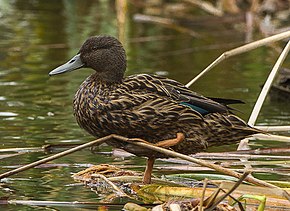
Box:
122;138;290;201
0;134;289;201
0;134;116;179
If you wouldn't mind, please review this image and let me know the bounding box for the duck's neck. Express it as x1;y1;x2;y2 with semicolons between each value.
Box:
90;71;124;85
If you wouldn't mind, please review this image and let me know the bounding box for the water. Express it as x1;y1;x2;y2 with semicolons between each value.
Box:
0;0;289;210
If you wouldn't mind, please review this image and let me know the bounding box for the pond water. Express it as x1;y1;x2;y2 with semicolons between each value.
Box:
0;0;289;210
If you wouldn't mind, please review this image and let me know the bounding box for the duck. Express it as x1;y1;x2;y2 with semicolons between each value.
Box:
49;35;261;184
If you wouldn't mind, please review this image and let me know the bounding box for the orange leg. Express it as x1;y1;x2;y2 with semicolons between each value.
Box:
143;157;155;184
154;133;185;148
128;133;185;148
142;133;185;184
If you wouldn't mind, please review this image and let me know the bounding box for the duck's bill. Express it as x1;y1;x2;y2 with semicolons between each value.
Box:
49;54;84;76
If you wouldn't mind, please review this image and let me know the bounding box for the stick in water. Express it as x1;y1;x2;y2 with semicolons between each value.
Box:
0;135;117;180
248;40;290;126
185;31;290;88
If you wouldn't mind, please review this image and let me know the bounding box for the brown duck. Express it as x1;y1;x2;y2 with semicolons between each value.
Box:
49;35;261;184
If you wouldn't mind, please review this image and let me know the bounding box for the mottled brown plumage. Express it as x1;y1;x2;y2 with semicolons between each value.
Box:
49;35;261;183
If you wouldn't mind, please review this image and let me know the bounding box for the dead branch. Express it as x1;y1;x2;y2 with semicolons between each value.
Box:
0;134;289;201
0;135;114;179
186;30;290;87
248;40;290;126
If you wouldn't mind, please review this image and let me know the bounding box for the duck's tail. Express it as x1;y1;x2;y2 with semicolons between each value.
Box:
204;113;264;147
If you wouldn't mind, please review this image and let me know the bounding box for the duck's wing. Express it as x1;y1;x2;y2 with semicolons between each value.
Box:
130;74;233;115
107;95;204;129
96;78;205;140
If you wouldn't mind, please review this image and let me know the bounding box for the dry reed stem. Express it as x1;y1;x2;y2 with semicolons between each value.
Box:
199;178;208;210
119;137;290;201
183;0;223;16
91;173;129;197
7;200;118;207
248;40;290;126
116;0;128;45
108;176;185;186
206;172;250;211
134;14;199;37
186;30;290;87
1;134;289;201
194;152;290;160
252;133;290;142
255;126;290;132
0;135;114;179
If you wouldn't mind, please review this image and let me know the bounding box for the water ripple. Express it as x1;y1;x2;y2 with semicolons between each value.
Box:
0;111;18;117
0;81;18;86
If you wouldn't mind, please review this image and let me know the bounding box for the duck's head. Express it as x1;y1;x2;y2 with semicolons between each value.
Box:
49;35;127;83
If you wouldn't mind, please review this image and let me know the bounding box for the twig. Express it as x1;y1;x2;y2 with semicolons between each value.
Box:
0;134;116;180
227;147;290;155
121;137;290;201
218;181;290;201
116;0;128;45
91;173;129;197
185;30;290;87
0;147;43;153
7;200;132;208
134;14;199;37
248;40;290;126
1;134;289;201
255;125;290;132
159;166;288;175
193;153;290;160
183;0;223;17
237;38;290;165
238;133;290;155
206;171;250;211
236;138;251;151
108;176;186;186
199;178;208;211
252;134;290;142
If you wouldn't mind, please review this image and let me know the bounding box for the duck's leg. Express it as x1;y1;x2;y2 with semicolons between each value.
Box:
154;133;185;148
143;157;155;184
128;133;184;148
142;133;184;184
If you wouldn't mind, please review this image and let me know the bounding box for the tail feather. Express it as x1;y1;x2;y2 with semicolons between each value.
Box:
209;97;245;105
204;113;264;146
